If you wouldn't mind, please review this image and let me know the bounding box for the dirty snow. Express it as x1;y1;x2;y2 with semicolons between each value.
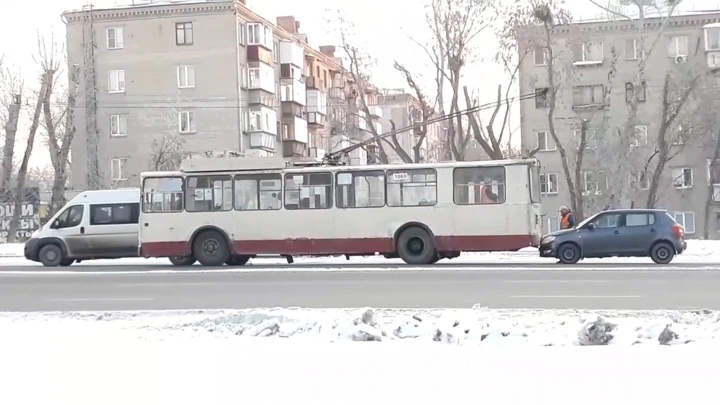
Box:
1;239;719;267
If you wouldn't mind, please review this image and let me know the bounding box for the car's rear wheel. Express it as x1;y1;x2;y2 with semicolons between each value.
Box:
557;243;581;264
650;242;675;264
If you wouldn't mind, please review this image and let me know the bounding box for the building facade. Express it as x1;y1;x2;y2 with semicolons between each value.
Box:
519;12;720;238
376;89;431;163
62;0;379;190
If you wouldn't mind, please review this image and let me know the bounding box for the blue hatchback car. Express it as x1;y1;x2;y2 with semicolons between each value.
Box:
539;209;687;264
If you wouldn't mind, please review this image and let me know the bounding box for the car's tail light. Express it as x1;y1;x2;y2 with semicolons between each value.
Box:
672;224;684;237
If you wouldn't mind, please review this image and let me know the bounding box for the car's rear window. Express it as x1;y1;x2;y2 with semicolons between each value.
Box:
664;212;679;224
626;213;655;226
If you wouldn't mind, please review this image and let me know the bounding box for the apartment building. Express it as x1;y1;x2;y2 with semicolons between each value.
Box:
376;89;430;163
62;0;379;190
518;11;720;238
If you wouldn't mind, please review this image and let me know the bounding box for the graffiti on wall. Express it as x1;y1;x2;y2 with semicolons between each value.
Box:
0;188;40;242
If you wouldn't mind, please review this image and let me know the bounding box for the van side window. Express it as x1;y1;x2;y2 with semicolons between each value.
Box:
90;203;139;225
54;205;84;229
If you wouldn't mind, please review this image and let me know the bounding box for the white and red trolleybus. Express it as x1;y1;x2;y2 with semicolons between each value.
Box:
138;156;543;266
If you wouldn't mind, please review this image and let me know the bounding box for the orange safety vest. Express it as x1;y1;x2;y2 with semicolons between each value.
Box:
560;213;572;229
474;184;493;203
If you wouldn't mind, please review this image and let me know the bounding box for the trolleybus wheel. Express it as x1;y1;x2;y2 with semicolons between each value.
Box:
192;230;230;266
396;226;436;265
169;256;196;266
225;255;250;266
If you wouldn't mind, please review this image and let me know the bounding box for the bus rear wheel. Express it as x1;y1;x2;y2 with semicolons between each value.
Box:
169;256;196;266
192;230;230;266
396;227;436;265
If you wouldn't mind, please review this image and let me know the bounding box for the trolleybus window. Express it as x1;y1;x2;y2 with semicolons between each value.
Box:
335;170;385;208
142;177;184;213
386;168;437;207
233;173;282;210
284;172;333;210
453;166;505;204
185;175;233;212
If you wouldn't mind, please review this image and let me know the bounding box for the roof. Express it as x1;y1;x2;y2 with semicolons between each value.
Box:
63;0;229;14
600;208;669;213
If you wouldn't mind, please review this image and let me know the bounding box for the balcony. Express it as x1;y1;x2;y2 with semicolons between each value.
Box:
281;116;308;144
309;147;326;159
249;132;275;152
282;103;305;118
247;23;273;50
307;112;326;128
280;63;303;80
248;62;275;94
279;40;304;68
248;90;275;107
283;140;307;158
306;77;326;90
307;89;328;115
281;78;306;106
367;104;383;118
247;45;273;66
248;106;277;136
329;87;345;101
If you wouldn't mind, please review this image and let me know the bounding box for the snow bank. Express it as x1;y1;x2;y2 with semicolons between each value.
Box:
3;307;720;346
2;239;720;266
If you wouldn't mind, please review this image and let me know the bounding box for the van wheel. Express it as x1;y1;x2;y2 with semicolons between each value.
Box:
169;256;196;266
225;255;250;266
557;243;581;264
39;244;64;267
192;230;230;266
396;227;436;265
650;242;675;264
60;259;74;267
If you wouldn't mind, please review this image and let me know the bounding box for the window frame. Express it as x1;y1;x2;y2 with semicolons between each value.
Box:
625;81;647;103
238;22;246;46
573;41;604;64
178;111;196;134
90;203;139;225
335;170;386;209
529;165;541;203
533;46;548;65
232;173;282;211
273;41;279;63
107;27;124;50
111;158;128;181
110;114;128;137
386;168;438;207
632;125;648;147
175;22;194;46
672;167;693;189
142;176;185;213
540;172;559;195
451;166;505;205
185;174;233;213
535;88;548;108
668;35;688;57
283;172;334;210
536;131;555;151
108;70;125;93
572;84;604;107
52;204;85;229
674;212;696;234
706;26;720;51
177;65;195;88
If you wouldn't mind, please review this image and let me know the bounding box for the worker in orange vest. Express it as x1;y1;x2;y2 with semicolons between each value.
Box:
559;205;576;229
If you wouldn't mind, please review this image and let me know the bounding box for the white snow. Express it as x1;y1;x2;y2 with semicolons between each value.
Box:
0;307;718;404
1;239;720;268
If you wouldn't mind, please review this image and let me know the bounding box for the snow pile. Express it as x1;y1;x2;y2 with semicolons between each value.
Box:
3;307;720;346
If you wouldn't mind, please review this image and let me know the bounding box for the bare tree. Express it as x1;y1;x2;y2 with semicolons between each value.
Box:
150;134;187;171
37;35;77;217
393;62;435;163
1;63;22;200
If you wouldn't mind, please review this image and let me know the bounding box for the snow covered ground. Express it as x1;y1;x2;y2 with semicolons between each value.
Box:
1;239;720;267
0;307;718;404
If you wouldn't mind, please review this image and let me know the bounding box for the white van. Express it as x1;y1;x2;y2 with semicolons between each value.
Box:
24;188;140;267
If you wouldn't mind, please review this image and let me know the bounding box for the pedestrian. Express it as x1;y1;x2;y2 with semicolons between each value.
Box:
559;205;575;229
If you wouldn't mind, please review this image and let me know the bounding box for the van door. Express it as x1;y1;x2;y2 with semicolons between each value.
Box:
85;202;140;258
45;204;92;257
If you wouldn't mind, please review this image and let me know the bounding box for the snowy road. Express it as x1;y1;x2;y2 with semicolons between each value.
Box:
1;267;720;311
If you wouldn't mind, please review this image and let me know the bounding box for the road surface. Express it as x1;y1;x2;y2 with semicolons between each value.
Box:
1;264;720;311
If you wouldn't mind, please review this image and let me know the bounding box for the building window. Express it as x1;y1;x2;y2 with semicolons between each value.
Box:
177;66;195;88
668;36;688;57
111;158;127;181
283;172;333;210
178;111;195;133
536;131;554;151
452;167;504;205
185;175;233;212
540;173;558;195
632;125;648;147
175;22;193;45
387;168;437;206
535;88;548;108
238;22;246;45
674;212;695;234
110;114;127;137
582;171;601;194
533;46;548;65
282;124;289;138
108;70;125;93
90;203;139;225
107;27;124;49
545;216;560;233
233;173;282;210
572;85;604;107
706;26;720;51
574;128;598;150
273;41;279;63
573;42;603;63
240;66;248;88
248;68;260;88
674;123;690;145
672;167;693;189
335;170;385;208
625;38;638;60
625;82;647;103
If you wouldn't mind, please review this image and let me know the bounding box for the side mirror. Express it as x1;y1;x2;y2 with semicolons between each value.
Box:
51;220;60;229
586;223;595;230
